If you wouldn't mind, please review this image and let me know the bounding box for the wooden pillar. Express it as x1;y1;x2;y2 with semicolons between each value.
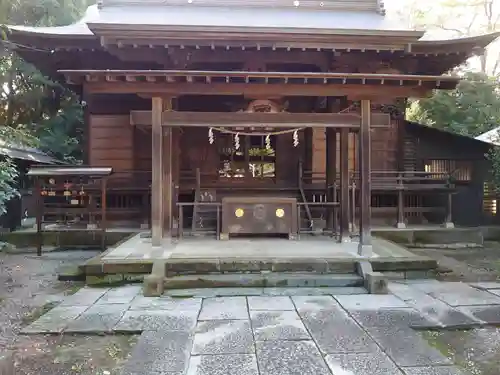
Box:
151;97;164;246
171;127;180;236
358;99;372;255
339;128;350;242
326;127;336;233
444;191;454;228
35;177;42;256
396;173;406;229
163;98;174;238
101;177;107;250
397;190;406;229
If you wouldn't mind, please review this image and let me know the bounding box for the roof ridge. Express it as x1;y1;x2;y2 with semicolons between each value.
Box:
97;0;384;13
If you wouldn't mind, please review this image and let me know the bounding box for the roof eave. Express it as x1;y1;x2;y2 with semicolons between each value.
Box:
88;22;425;39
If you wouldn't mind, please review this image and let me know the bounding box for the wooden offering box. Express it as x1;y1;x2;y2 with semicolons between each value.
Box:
221;196;298;239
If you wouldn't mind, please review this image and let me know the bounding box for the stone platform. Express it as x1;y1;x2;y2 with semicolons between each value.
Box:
81;234;438;288
21;281;500;375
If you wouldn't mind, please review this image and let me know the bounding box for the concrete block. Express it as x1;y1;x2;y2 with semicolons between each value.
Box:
143;274;164;297
364;272;389;295
166;259;219;276
271;259;328;273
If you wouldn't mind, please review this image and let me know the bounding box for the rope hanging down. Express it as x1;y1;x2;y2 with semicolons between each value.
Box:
207;102;356;147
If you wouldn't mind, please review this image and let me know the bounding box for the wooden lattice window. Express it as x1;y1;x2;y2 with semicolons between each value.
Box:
423;159;472;181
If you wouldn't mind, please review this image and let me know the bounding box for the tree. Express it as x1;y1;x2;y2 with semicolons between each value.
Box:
408;72;500;192
0;0;90;214
407;72;500;137
389;0;500;76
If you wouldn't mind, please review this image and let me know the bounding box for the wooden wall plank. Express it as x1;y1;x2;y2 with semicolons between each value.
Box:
89;114;134;171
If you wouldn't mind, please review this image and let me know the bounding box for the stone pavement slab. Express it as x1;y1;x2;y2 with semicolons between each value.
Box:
469;282;500;290
59;287;109;306
130;296;203;311
349;309;436;330
187;354;259;375
334;294;409;311
262;287;367;296
21;306;88;334
65;303;128;333
401;366;469;375
292;295;341;312
325;352;404;375
166;288;265;298
404;281;500;307
198;297;249;320
457;305;500;325
293;296;379;353
367;327;452;367
247;296;295;311
256;341;331;375
487;289;500;297
430;287;500;307
120;330;192;375
114;310;199;332
192;320;254;355
96;285;142;304
250;311;310;341
389;283;480;329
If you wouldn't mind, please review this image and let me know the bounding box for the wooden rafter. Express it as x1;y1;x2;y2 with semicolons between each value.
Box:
60;69;458;88
59;69;458;97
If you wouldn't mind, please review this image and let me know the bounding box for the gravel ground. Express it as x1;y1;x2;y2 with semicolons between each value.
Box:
2;243;500;374
424;329;500;375
411;242;500;282
0;250;137;375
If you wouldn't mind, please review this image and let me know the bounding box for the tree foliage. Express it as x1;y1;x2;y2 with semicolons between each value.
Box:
407;72;500;137
0;0;90;215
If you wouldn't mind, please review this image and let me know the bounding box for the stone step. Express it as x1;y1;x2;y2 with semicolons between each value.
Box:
165;258;358;276
163;273;363;290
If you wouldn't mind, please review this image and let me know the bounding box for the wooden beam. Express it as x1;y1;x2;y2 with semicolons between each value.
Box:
151;97;163;246
84;82;431;98
339;128;350;242
358;99;372;256
130;111;391;128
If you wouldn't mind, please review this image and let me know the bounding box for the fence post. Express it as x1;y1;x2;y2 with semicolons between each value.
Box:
396;172;406;229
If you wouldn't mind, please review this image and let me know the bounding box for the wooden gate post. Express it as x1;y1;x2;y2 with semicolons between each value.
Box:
339;128;350;242
358;99;372;256
151;97;164;246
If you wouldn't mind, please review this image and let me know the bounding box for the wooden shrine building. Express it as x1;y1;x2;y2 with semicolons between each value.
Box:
6;0;500;254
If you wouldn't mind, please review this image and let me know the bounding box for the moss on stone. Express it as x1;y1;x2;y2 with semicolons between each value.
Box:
0;231;133;249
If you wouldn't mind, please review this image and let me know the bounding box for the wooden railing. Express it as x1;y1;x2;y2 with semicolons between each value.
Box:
177;202;221;238
90;168;455;230
351;171;453;191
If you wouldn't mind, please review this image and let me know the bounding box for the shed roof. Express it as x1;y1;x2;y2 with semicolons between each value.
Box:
27;166;113;176
0;140;60;164
475;127;500;146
